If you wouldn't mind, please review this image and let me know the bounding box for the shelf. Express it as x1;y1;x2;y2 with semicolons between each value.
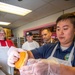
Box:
33;34;41;36
33;38;41;40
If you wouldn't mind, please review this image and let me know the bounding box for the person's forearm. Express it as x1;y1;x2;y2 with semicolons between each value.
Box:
60;64;75;75
27;51;34;58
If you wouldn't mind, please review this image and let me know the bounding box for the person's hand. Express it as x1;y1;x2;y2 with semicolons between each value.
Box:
19;59;40;75
7;46;25;67
19;58;60;75
33;59;60;75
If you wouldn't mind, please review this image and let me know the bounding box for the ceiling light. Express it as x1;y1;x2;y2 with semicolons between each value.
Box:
0;21;11;25
0;2;32;16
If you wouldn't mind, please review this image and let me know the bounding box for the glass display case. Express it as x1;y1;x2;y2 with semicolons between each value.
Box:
12;37;25;48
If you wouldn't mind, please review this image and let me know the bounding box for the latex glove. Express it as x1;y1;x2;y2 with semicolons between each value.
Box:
33;59;60;75
19;59;60;75
19;59;41;75
7;46;25;67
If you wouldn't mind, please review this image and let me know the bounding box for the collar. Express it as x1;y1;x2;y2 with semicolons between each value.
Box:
0;40;6;46
56;42;74;52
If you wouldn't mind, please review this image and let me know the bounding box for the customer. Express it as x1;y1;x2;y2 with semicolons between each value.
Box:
7;13;75;75
41;28;55;45
0;27;15;75
22;31;40;50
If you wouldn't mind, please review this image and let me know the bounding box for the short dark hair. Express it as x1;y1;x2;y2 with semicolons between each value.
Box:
41;28;51;32
56;13;75;28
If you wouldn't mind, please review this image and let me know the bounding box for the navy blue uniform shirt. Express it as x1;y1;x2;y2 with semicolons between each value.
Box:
31;42;75;66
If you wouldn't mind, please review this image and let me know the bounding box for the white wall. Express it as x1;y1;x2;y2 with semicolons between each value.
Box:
13;7;75;37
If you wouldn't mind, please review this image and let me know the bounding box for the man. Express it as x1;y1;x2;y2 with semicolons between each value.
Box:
41;28;54;45
8;13;75;75
22;31;40;50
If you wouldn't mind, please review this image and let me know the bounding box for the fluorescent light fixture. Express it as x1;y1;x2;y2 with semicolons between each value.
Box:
0;2;32;16
0;21;11;25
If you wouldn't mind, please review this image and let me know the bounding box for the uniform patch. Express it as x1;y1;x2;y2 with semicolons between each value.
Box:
64;53;70;60
64;53;74;61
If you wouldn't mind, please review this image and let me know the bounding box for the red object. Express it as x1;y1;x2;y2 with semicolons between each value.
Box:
7;40;15;47
0;40;15;47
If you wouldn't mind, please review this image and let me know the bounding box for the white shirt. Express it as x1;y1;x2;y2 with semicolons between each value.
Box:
22;40;40;50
